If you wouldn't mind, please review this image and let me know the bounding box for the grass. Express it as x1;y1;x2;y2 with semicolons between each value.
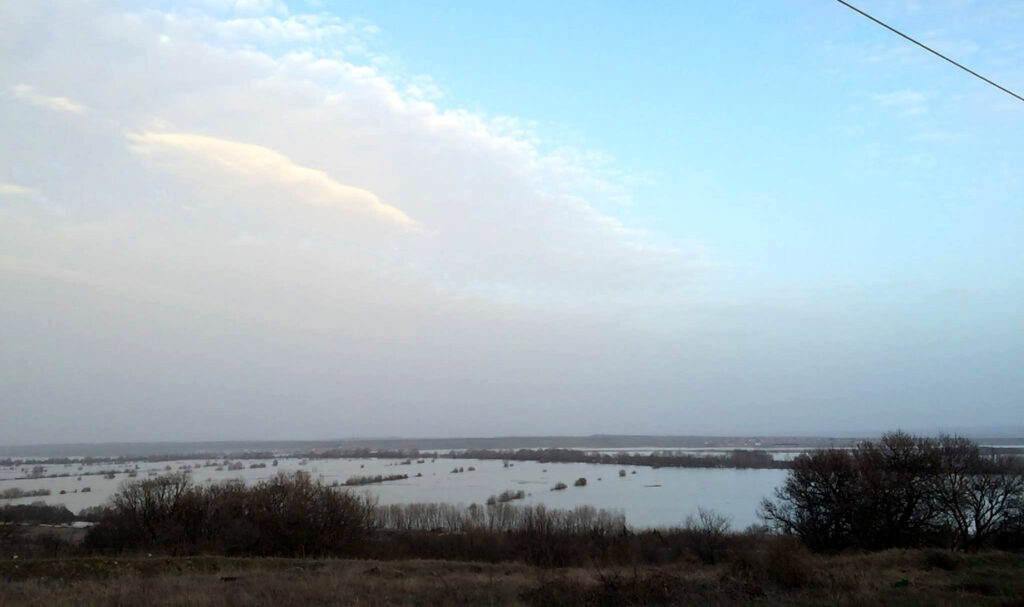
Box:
2;550;1023;606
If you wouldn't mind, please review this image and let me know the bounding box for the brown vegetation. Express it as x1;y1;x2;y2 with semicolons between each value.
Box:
0;487;52;499
487;489;526;505
2;549;1024;606
343;473;408;486
83;472;375;557
453;447;789;469
760;432;1024;553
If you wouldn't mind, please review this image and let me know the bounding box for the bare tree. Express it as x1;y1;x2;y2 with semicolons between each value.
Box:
934;436;1024;551
685;506;732;563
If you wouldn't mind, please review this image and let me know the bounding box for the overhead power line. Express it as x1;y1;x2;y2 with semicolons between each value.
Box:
835;0;1023;103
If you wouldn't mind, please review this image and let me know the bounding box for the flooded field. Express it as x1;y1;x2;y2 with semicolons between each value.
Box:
0;456;788;528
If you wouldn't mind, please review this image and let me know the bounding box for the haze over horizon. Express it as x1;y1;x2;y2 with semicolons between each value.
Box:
2;1;1022;445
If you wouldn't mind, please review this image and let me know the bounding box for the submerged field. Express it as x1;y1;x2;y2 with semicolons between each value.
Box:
1;455;788;528
3;550;1024;606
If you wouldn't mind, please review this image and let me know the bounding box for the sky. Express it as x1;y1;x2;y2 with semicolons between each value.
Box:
1;0;1022;444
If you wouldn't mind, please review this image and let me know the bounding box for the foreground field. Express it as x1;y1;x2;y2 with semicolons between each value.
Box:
2;550;1023;606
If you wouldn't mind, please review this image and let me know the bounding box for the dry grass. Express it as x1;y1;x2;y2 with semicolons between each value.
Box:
2;549;1023;606
0;558;539;606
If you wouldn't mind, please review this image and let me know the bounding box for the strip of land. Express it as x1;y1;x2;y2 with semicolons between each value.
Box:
3;551;1023;606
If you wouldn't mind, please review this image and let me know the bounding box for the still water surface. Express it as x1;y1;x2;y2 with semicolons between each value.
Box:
1;457;787;528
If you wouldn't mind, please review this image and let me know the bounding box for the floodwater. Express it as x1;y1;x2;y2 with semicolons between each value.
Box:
1;456;788;529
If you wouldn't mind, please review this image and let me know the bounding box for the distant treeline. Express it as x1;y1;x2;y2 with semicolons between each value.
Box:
449;448;790;469
0;487;52;500
0;453;281;468
300;448;441;460
1;503;75;525
293;446;789;469
1;447;787;470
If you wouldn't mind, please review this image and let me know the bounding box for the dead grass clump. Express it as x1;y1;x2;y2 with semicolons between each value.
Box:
923;549;963;571
727;537;815;592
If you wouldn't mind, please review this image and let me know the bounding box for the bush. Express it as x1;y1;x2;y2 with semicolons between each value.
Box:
487;489;526;505
574;477;587;487
343;474;408;486
84;471;376;557
684;507;732;564
552;482;567;491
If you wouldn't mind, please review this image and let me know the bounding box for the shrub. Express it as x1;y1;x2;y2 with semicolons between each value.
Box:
489;489;526;504
84;471;376;557
574;477;587;487
552;482;567;491
0;487;51;499
344;474;407;486
684;507;732;564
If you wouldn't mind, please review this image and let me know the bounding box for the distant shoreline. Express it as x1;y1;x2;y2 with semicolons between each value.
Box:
2;433;1023;458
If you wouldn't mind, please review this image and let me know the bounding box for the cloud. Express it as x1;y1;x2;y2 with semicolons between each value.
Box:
0;0;712;443
0;0;702;306
127;131;416;227
7;84;86;114
871;89;929;116
0;183;40;198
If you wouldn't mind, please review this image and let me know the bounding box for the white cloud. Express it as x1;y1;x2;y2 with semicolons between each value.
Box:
8;83;86;114
0;0;714;443
0;183;39;198
127;131;416;227
0;2;709;306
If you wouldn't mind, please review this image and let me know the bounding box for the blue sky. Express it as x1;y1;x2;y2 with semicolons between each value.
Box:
1;0;1022;442
321;0;1024;290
